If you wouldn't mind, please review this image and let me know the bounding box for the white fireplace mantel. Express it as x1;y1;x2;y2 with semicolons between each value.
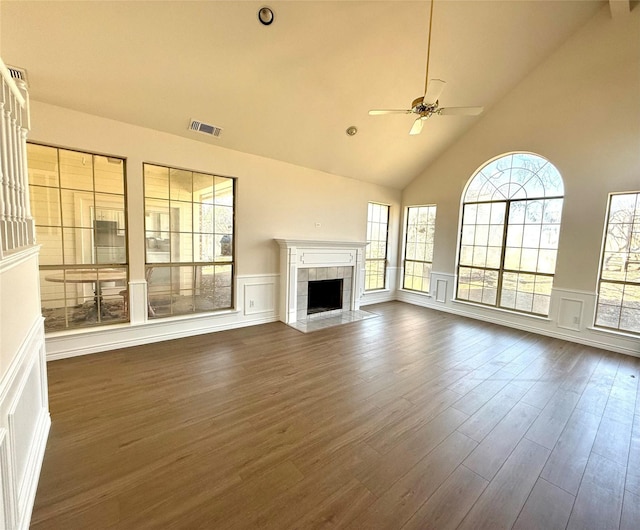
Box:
275;239;367;324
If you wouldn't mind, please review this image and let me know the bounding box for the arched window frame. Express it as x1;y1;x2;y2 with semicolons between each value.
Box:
455;152;564;316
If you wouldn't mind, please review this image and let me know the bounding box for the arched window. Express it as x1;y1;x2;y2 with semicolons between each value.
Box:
456;153;564;316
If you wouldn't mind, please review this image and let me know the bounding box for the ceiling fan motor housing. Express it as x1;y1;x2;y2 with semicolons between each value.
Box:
411;96;438;116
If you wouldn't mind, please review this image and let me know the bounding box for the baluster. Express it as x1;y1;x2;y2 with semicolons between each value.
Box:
11;93;25;247
0;90;6;254
0;81;12;250
19;120;33;245
17;78;33;246
5;93;17;248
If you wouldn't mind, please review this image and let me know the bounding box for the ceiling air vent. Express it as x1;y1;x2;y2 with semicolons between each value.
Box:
7;66;28;86
188;119;222;138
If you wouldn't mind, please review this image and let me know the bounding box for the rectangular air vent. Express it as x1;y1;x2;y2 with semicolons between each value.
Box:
7;66;28;86
189;119;222;138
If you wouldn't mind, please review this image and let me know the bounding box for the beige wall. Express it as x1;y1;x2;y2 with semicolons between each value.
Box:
28;101;402;280
402;5;640;293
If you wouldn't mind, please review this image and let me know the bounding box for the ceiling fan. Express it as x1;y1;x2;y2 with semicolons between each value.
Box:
369;0;483;135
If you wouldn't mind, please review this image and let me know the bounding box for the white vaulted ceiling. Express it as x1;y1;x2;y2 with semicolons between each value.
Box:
1;1;605;189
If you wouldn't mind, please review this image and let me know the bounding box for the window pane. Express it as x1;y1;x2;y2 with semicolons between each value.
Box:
28;144;129;332
59;149;93;191
27;144;59;187
30;185;61;227
365;202;389;291
144;164;236;318
94;156;124;195
36;226;63;266
402;206;435;293
170;168;193;202
145;165;170;200
61;189;93;228
596;192;640;334
457;153;562;316
193;172;214;200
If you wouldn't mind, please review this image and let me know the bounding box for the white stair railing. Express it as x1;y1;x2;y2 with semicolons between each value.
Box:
0;58;33;259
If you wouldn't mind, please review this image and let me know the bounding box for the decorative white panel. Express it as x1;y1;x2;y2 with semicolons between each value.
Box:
244;281;276;316
0;429;12;530
557;297;584;331
8;359;42;496
436;279;447;303
298;250;356;266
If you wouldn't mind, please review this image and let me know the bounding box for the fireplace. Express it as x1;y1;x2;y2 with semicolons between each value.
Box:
275;239;367;324
307;278;343;315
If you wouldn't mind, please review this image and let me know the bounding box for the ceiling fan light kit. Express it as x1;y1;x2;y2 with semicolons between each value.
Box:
369;0;483;135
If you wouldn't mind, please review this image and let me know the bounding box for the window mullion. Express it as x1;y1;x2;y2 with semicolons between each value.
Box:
496;200;510;309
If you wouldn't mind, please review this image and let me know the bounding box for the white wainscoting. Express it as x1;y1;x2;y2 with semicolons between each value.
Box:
45;273;280;360
0;317;49;530
396;270;640;357
45;268;640;361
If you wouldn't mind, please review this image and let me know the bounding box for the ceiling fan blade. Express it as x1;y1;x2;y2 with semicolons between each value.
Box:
368;109;412;115
438;106;484;116
409;117;424;135
423;79;446;105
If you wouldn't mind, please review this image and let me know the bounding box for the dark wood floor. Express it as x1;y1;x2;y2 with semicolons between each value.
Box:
31;302;640;529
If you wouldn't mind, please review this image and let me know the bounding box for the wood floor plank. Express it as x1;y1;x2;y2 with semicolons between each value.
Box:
457;381;531;443
347;431;477;529
366;388;461;454
620;489;640;530
401;465;488;530
540;407;601;495
567;452;626;530
29;302;639;529
512;478;575;530
457;438;550;530
290;478;375;529
357;407;469;497
463;401;540;480
576;352;620;416
591;410;633;467
524;388;581;450
451;376;511;417
229;443;380;529
626;414;640;496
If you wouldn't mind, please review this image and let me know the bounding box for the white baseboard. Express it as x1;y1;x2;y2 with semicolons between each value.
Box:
46;313;279;361
45;274;280;361
397;285;640;357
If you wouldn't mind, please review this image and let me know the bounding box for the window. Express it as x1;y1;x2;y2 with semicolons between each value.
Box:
27;143;128;332
403;205;437;293
143;164;235;318
456;153;564;316
595;192;640;334
365;202;390;291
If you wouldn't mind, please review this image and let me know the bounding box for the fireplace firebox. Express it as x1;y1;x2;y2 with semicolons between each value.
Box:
307;279;343;315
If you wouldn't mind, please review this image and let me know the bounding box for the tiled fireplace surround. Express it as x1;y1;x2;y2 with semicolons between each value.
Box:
296;266;353;321
276;239;367;324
